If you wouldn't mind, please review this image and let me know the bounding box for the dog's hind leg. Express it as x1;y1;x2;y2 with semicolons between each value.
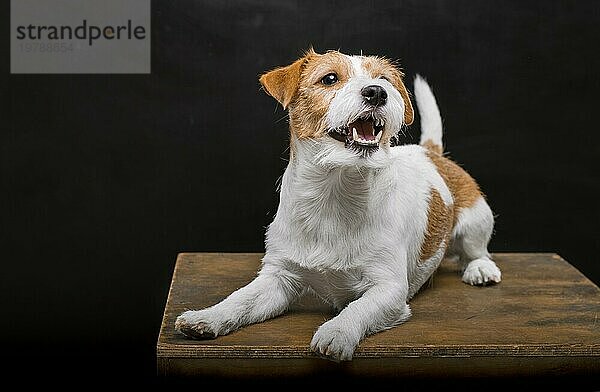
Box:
175;259;304;339
450;197;501;285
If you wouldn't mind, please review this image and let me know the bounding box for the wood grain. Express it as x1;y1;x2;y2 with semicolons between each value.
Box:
157;253;600;377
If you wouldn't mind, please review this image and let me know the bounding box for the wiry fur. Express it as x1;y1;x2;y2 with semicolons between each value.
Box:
175;50;501;362
414;74;443;149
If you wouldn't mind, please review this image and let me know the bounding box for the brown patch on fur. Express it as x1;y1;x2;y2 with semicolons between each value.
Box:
259;56;308;109
422;138;443;155
427;151;483;222
260;50;354;140
420;188;453;262
292;51;353;139
362;56;414;126
419;151;484;262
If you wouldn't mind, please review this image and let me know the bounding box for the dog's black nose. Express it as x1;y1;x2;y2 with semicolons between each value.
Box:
361;85;387;106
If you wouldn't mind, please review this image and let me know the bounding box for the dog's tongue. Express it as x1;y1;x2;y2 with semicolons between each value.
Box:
349;119;375;141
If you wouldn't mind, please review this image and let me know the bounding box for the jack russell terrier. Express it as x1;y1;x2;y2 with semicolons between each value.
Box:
175;49;501;362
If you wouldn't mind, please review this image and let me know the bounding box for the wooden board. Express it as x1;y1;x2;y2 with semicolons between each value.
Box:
157;253;600;379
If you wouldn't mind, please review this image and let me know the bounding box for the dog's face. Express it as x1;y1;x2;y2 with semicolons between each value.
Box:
260;49;413;156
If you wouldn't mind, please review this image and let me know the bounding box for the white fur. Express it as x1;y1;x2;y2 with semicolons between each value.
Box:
326;64;404;145
449;196;502;285
414;74;443;147
349;55;367;77
175;56;499;362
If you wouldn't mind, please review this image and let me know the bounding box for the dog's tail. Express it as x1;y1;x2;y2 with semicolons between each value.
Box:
414;75;443;154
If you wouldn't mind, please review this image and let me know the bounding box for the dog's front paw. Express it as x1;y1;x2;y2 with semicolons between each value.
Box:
310;320;359;362
462;258;501;286
175;310;219;339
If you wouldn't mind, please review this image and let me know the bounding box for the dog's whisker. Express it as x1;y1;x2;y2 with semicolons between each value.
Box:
275;114;289;124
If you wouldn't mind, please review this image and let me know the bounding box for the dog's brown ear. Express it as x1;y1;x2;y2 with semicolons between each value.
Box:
259;56;308;109
389;70;414;125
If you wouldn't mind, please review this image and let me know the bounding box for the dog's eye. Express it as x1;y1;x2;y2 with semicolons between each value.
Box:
321;73;338;86
379;75;390;82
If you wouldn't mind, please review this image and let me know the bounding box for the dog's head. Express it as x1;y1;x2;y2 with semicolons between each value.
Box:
260;49;413;158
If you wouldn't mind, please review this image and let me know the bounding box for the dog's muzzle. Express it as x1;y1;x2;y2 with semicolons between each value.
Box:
327;112;384;153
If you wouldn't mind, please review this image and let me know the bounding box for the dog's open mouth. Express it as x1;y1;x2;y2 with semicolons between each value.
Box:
328;114;384;153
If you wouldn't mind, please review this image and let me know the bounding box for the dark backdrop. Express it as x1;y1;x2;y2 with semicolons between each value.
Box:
2;0;599;384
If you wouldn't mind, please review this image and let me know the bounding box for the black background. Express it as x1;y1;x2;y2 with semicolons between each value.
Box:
2;0;599;386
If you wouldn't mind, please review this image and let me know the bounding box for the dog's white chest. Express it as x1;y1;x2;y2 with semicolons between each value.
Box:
266;146;434;269
268;162;403;270
300;267;373;310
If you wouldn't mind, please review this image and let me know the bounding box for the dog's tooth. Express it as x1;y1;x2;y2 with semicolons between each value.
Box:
352;128;358;141
375;131;382;143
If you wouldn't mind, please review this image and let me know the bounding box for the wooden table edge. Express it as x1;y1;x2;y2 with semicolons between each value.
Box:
156;342;600;359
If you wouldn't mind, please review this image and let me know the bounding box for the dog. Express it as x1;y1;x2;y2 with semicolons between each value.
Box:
175;49;501;361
